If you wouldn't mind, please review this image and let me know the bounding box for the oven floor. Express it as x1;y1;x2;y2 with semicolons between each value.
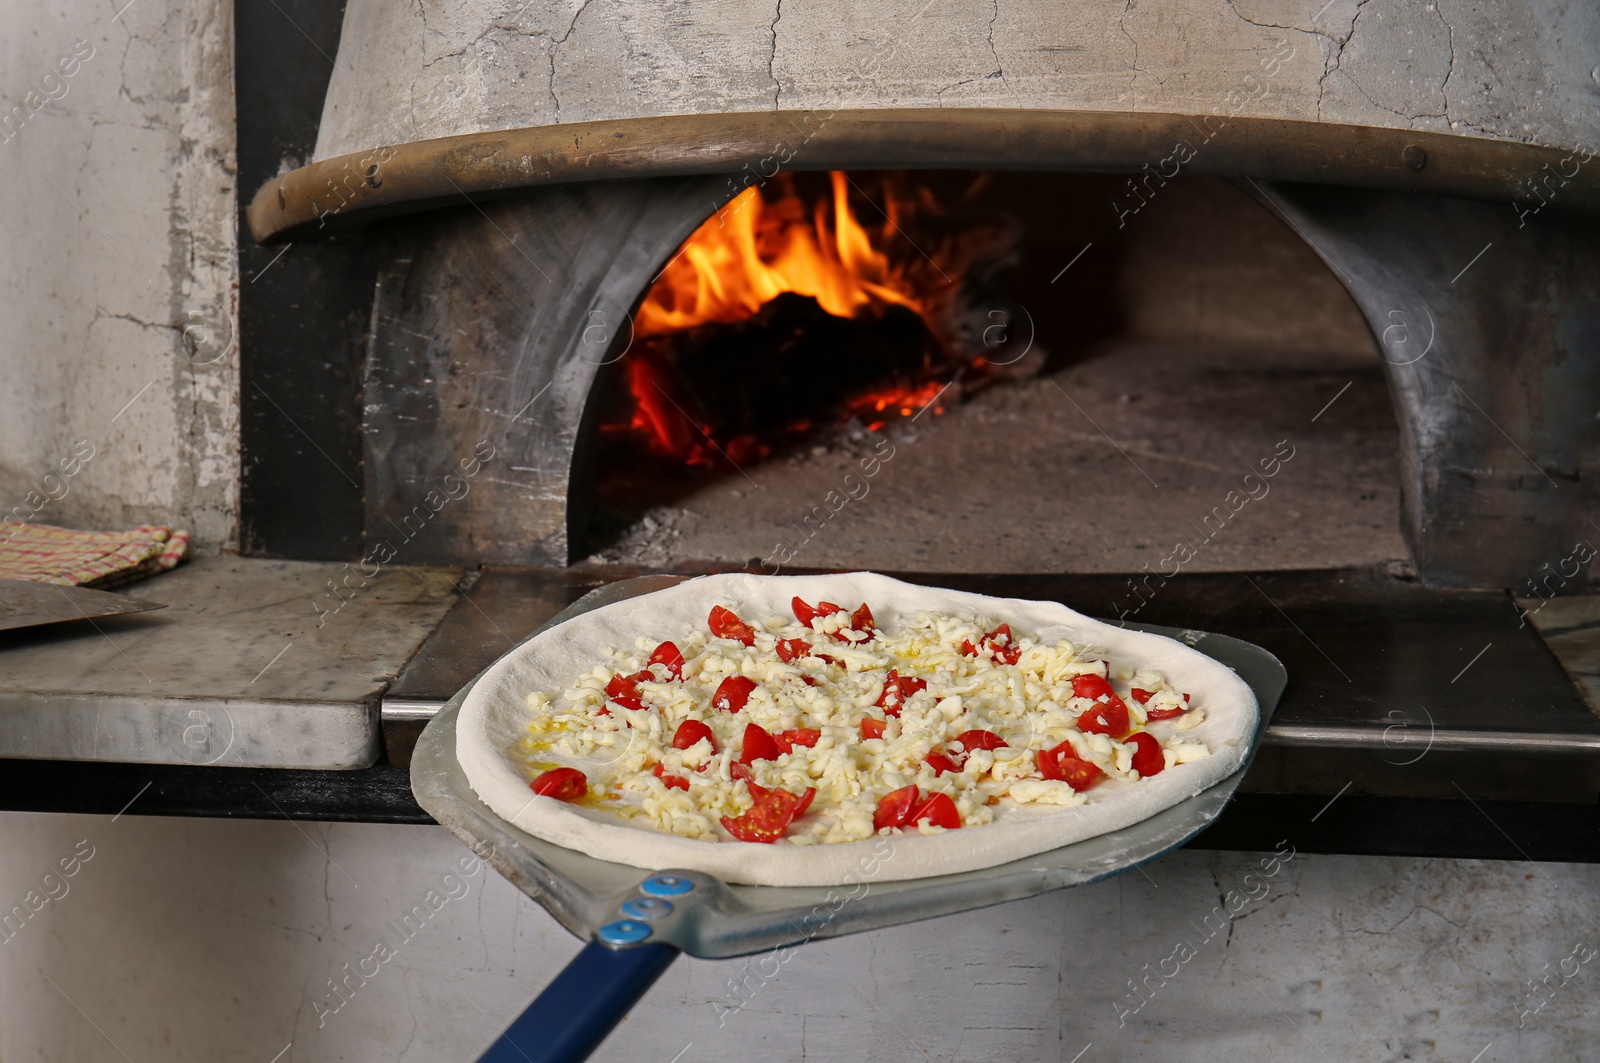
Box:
586;341;1406;573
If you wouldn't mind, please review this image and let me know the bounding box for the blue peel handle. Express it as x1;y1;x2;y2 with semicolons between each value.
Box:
475;940;680;1063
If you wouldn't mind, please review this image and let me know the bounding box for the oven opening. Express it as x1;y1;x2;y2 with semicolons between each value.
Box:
578;170;1404;577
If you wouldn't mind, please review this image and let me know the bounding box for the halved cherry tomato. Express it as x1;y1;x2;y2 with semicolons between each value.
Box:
605;671;651;700
926;751;962;776
874;669;928;717
775;637;809;662
1072;675;1131;737
873;785;921;830
954;729;1006;752
860;717;886;740
986;624;1021;665
1127;732;1166;777
1037;741;1104;791
1077;703;1129;738
774;728;820;754
608;694;644;713
792;597;844;627
649;641;685;679
1136;689;1191;721
652;764;690;791
740;722;782;764
834;602;877;643
671;719;716;752
708;605;756;646
1071;674;1119;702
712;675;758;713
720;783;816;843
909;791;962;829
962;624;1020;665
530;767;587;801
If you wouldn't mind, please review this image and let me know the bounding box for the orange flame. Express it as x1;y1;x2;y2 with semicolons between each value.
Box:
610;172;986;466
635;172;927;338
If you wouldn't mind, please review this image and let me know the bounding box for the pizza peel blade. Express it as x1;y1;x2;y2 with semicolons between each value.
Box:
411;575;1286;1063
0;578;166;633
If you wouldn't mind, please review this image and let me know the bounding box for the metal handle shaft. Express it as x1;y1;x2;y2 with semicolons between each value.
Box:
475;940;679;1063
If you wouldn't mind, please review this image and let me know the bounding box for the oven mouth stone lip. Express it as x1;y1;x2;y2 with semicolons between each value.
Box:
246;108;1600;244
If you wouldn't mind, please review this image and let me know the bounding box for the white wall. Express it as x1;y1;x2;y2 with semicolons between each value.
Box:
0;811;1595;1061
0;0;238;551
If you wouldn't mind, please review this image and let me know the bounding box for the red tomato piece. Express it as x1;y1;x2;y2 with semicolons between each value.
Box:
926;751;962;776
1070;674;1116;701
740;722;782;764
985;624;1021;665
1072;675;1131;737
1037;742;1105;791
708;605;756;646
1078;704;1129;738
874;669;928;717
648;641;685;679
909;791;962;829
954;729;1006;752
791;596;817;626
775;637;809;662
860;717;886;740
1127;732;1166;777
791;597;844;627
833;602;877;643
812;653;840;666
720;784;816;843
608;694;645;713
671;719;716;752
873;785;921;830
800;675;818;687
775;728;821;754
730;760;769;800
712;675;758;713
530;767;587;802
963;625;1020;664
604;671;651;700
1134;687;1190;718
652;764;690;791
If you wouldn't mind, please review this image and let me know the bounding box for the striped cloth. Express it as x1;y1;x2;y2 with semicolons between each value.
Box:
0;523;190;588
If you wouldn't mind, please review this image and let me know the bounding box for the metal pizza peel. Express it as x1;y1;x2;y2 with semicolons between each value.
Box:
411;575;1286;1063
0;578;165;633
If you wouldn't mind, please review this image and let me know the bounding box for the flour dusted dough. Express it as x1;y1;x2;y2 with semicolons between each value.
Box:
457;572;1259;886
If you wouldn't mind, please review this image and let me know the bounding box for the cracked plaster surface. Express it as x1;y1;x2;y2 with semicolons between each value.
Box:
0;0;238;550
317;0;1599;160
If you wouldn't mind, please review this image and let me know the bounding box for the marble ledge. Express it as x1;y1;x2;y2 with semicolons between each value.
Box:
0;557;462;769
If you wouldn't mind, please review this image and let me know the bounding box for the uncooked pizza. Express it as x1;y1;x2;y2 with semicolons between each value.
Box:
457;573;1259;886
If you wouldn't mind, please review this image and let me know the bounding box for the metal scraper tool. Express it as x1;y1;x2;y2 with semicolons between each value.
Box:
0;578;166;633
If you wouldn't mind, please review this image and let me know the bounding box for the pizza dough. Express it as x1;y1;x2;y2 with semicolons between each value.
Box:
456;572;1259;886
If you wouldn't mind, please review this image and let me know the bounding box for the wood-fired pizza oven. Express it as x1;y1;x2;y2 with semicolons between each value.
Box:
241;0;1600;799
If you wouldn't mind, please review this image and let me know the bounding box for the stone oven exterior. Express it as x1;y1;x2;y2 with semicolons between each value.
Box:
247;0;1600;586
